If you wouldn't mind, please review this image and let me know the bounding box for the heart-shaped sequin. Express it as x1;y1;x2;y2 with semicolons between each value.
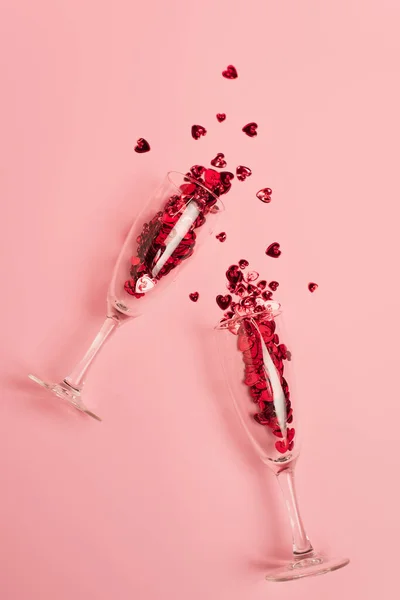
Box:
242;122;258;137
262;290;273;300
216;113;226;122
216;294;232;310
222;65;238;79
265;242;281;258
275;440;288;454
256;188;272;203
244;270;259;283
191;125;207;140
216;232;227;242
204;168;220;188
257;280;267;290
308;282;318;293
269;281;279;291
236;165;252;181
211;153;227;168
239;259;249;269
189;292;199;302
134;138;150;153
135;275;155;293
190;165;206;178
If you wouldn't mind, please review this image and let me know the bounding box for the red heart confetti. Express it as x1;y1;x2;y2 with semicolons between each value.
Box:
239;259;249;269
216;113;226;122
222;65;238;79
216;232;227;242
242;122;258;137
204;168;221;189
190;165;206;178
262;290;273;300
244;270;259;283
134;138;150;153
269;281;279;291
216;294;232;310
256;188;272;203
189;292;199;302
265;242;281;258
191;125;207;140
308;282;318;293
236;165;252;181
257;280;267;290
211;153;227;168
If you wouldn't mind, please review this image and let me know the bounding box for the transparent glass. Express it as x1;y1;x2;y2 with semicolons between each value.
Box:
215;310;349;581
29;172;223;420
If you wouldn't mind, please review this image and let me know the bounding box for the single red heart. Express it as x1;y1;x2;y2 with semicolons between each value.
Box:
287;427;295;443
239;259;249;269
216;113;226;122
275;440;287;454
308;282;318;293
244;270;259;283
236;284;247;296
236;165;252;181
190;165;206;178
222;65;238;79
189;292;199;302
219;171;234;193
191;125;207;140
216;294;232;310
257;280;267;290
269;281;279;291
134;138;150;153
265;242;281;258
242;122;258;137
204;169;220;188
211;153;227;168
216;232;227;242
256;188;272;203
262;290;273;300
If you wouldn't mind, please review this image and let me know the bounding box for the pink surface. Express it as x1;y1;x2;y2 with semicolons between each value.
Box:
1;1;399;598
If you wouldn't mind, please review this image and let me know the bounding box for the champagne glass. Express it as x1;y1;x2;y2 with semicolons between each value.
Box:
29;169;228;420
215;299;349;581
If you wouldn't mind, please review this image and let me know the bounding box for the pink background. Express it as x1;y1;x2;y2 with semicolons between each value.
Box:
1;1;399;598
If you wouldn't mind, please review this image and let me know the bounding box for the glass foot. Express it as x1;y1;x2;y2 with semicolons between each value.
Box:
28;374;102;421
265;553;349;582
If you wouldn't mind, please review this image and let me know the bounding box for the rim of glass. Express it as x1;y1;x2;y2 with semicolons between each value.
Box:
167;171;225;213
214;303;282;330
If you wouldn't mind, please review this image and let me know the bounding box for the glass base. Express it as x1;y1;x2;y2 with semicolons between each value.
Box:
265;553;349;582
28;374;102;421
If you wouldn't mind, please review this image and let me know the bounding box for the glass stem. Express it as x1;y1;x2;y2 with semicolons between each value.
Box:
63;316;120;392
276;466;314;556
